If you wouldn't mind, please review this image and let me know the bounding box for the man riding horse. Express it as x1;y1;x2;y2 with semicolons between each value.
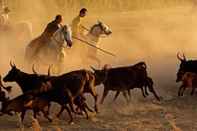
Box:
71;8;112;67
71;8;88;39
25;14;72;73
71;8;90;64
34;15;63;56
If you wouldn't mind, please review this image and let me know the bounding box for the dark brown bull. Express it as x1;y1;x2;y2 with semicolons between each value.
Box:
0;94;52;123
24;69;96;123
176;52;197;82
92;62;160;104
3;62;51;93
113;76;160;102
44;69;99;114
178;72;197;96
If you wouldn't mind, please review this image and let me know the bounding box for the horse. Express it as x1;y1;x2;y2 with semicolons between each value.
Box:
73;21;112;67
25;24;72;73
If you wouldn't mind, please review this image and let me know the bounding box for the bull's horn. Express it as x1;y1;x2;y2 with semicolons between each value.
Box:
183;53;186;61
48;65;52;76
177;52;185;61
90;66;96;71
10;60;14;67
32;64;37;74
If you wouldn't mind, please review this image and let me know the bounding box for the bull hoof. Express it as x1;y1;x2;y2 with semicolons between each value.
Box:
68;121;74;125
56;114;61;119
49;119;53;123
95;108;99;113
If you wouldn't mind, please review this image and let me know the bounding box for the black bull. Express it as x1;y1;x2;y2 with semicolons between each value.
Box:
176;52;197;82
92;62;160;104
2;63;102;123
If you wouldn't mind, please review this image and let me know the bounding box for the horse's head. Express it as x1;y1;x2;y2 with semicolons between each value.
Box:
90;21;112;37
3;61;20;82
53;24;72;47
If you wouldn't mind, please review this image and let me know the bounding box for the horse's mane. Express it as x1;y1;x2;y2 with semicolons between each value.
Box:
90;23;101;34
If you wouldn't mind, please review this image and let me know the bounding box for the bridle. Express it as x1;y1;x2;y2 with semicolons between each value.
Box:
52;27;67;46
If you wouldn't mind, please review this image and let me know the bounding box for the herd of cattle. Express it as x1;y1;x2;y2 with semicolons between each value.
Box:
0;52;196;125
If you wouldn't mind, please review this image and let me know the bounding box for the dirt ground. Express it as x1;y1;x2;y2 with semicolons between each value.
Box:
1;5;197;131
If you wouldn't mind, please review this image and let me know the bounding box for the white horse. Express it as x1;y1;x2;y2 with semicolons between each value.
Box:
25;25;72;71
77;21;112;67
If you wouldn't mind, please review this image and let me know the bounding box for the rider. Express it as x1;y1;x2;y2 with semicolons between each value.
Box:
0;7;11;30
42;14;63;42
71;8;88;39
34;15;63;56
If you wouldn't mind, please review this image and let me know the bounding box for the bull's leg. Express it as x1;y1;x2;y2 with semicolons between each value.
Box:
64;88;76;113
81;106;89;119
33;110;37;119
147;86;160;101
144;86;149;96
113;91;120;102
21;110;26;122
42;110;52;122
56;106;64;118
181;86;186;96
68;97;76;113
178;85;184;96
127;90;132;100
100;88;109;104
122;91;129;104
191;86;196;96
90;90;98;113
84;103;94;113
64;105;74;124
140;87;146;98
17;112;24;129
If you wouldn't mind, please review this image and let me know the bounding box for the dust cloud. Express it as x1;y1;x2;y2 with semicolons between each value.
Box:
0;1;197;130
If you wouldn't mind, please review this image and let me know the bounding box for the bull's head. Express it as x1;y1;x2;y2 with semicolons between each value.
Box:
3;61;20;82
176;52;187;82
90;64;110;85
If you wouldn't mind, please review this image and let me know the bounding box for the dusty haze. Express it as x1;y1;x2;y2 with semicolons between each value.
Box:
1;1;197;130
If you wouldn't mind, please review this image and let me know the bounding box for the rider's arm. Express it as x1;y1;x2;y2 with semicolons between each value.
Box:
81;25;89;31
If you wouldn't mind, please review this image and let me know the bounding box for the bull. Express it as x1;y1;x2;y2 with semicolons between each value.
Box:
92;62;160;104
176;52;197;82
